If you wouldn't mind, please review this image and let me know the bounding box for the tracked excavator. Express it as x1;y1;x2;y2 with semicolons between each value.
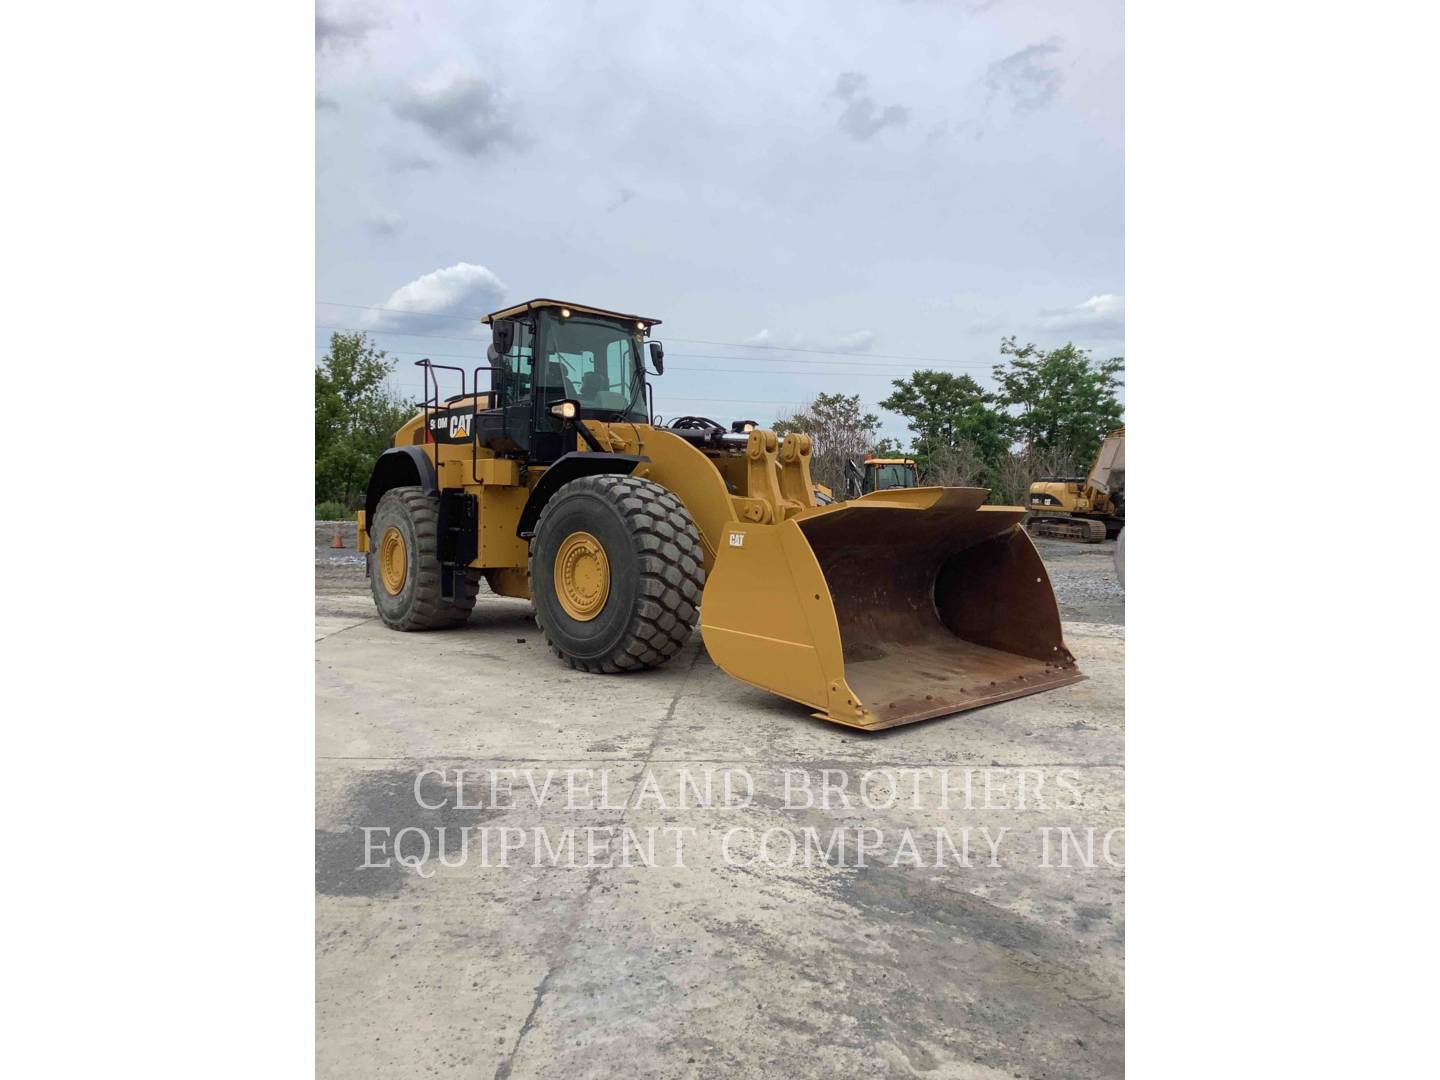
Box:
357;299;1082;730
1027;429;1125;543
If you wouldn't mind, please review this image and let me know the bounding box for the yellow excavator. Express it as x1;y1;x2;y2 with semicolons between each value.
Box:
1027;429;1125;543
357;299;1081;730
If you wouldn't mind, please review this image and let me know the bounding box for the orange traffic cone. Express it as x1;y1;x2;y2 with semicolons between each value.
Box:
330;526;345;549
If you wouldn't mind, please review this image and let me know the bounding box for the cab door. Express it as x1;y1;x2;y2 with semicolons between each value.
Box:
476;318;536;456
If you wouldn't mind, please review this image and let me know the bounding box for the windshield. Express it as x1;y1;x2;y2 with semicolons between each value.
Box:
872;463;917;490
540;315;646;418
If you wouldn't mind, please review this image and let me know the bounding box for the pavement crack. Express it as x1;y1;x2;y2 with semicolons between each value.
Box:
314;617;377;643
624;645;702;808
492;646;701;1080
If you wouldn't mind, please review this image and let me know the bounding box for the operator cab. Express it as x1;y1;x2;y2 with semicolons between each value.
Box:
478;299;664;463
865;458;919;493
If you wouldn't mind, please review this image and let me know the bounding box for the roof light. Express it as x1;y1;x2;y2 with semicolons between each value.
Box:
636;321;646;330
560;307;571;318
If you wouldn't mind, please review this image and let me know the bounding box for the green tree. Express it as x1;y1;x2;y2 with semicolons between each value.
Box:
315;332;411;507
773;392;882;495
925;440;986;487
878;370;1009;473
990;445;1084;507
991;338;1124;466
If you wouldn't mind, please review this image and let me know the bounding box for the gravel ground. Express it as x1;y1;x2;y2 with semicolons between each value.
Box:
1032;536;1125;626
315;520;364;597
317;519;1124;626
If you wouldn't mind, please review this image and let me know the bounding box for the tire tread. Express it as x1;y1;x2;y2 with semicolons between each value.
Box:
530;475;705;672
370;486;478;631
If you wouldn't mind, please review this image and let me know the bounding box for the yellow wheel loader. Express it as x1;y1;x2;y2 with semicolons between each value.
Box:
357;299;1081;730
1027;429;1125;544
844;456;921;498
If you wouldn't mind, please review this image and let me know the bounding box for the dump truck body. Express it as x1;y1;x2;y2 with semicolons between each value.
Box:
358;299;1081;729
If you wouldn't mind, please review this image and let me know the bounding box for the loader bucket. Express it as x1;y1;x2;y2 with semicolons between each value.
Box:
699;488;1083;730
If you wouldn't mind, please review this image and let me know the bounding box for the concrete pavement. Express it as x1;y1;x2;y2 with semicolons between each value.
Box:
316;571;1124;1079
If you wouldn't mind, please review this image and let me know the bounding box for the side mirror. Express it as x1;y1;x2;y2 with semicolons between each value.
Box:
648;340;665;375
492;321;515;355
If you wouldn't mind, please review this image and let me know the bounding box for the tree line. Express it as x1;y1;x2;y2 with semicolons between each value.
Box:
775;338;1124;502
316;330;1123;513
315;332;412;515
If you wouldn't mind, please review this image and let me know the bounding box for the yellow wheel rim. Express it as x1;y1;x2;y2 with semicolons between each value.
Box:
379;526;408;596
554;530;610;621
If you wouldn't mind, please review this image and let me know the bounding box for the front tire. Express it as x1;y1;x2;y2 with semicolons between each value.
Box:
530;475;705;673
368;486;478;630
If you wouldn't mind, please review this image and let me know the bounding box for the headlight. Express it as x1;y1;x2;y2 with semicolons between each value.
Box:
549;399;579;420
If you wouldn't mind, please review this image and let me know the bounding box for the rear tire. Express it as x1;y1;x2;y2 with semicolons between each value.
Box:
530;475;705;673
368;486;478;630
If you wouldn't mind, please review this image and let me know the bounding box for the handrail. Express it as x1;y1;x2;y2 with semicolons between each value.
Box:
471;365;497;483
414;359;467;452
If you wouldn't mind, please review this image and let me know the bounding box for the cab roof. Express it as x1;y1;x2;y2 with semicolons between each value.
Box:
866;457;917;466
482;298;662;327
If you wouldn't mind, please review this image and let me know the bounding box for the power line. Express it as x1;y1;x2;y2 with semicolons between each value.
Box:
317;300;482;323
322;344;922;381
381;388;876;408
314;323;997;373
376;374;887;407
314;300;999;366
315;322;488;344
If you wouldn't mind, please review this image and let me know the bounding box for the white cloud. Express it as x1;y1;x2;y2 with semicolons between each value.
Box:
315;2;379;52
983;42;1064;113
316;1;1123;403
833;329;878;353
366;263;508;335
386;153;438;174
392;72;520;157
1038;294;1125;337
746;328;877;354
832;72;909;141
365;214;403;239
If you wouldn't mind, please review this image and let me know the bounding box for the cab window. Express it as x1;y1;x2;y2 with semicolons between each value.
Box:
542;316;644;416
871;463;917;490
495;320;534;403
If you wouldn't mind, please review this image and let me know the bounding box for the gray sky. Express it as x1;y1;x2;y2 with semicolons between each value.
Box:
317;0;1123;442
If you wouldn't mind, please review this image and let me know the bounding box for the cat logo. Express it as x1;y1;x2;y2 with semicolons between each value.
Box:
449;413;470;439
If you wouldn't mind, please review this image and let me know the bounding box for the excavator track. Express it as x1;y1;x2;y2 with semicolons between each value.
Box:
1026;515;1108;543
